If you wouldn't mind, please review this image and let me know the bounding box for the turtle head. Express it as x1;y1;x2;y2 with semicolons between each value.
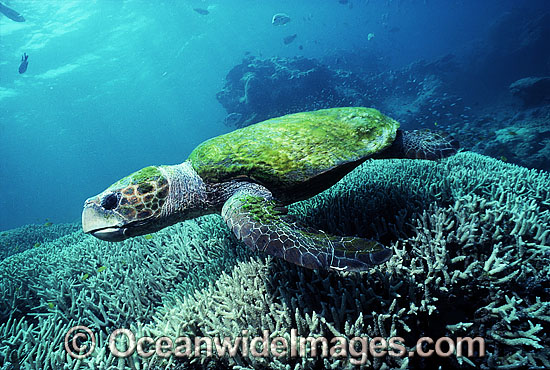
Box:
82;162;207;242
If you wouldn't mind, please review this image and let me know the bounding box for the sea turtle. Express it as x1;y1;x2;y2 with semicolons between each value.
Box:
82;107;458;271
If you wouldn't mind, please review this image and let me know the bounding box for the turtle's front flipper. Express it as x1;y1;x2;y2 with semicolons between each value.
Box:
221;185;392;272
379;129;459;160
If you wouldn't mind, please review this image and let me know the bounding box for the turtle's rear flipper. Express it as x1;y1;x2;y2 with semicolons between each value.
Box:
221;187;392;272
379;129;459;160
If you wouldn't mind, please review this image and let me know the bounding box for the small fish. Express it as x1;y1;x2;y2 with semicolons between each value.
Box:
48;302;55;310
500;156;507;162
19;53;28;74
97;266;107;273
82;273;90;281
33;242;41;248
44;221;52;227
144;234;153;240
367;32;375;41
508;131;518;136
193;8;209;15
434;122;438;126
0;2;25;22
272;13;291;26
283;34;297;45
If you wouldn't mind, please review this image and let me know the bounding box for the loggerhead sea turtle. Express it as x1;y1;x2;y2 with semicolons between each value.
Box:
82;107;458;271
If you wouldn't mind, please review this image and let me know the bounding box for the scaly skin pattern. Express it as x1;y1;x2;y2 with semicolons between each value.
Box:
105;166;169;221
221;185;392;271
188;107;399;192
82;163;210;239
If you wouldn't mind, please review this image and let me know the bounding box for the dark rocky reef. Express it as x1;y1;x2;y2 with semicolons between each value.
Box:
457;10;550;101
216;56;369;128
361;55;471;130
217;53;475;141
217;54;472;131
509;76;550;106
468;104;550;171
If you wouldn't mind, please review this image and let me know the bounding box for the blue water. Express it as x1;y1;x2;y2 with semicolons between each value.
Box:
0;0;547;230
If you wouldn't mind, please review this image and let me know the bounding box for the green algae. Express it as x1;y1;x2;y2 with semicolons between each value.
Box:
108;166;164;189
241;195;283;223
188;107;399;191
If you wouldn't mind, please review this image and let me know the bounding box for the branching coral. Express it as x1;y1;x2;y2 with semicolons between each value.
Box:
0;152;549;369
139;152;550;369
0;216;251;369
0;223;80;261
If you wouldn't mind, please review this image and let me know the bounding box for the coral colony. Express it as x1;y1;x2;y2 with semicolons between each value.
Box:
1;152;549;368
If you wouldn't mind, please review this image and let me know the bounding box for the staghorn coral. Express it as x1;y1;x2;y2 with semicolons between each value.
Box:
139;152;550;369
0;216;251;369
0;152;549;369
0;223;80;261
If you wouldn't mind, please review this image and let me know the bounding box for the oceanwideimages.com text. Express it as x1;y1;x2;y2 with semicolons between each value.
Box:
65;326;485;364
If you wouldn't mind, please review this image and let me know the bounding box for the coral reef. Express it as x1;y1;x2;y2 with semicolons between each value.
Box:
0;223;80;261
0;217;252;369
138;152;550;369
1;152;549;369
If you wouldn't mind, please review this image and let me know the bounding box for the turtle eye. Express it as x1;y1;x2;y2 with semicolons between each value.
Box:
101;193;119;210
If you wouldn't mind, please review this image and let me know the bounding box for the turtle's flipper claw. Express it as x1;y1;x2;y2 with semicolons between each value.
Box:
221;186;392;272
379;129;459;160
400;129;459;160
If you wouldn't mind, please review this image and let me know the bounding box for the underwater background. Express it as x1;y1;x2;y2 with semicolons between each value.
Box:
1;0;550;369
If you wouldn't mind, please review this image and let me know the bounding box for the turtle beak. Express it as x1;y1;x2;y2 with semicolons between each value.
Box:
82;197;128;242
